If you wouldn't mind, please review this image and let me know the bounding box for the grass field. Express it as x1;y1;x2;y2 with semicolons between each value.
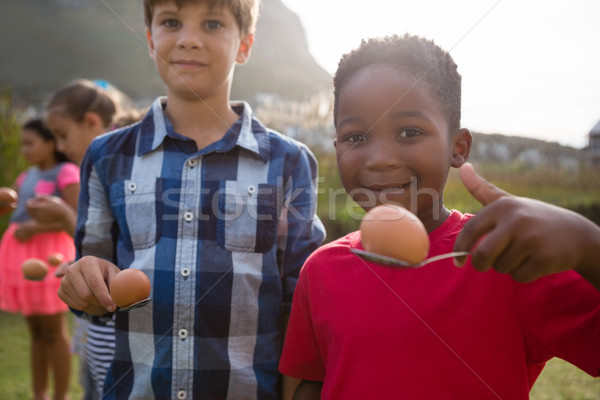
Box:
0;311;598;399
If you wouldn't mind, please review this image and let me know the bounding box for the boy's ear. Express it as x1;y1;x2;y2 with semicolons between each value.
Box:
236;33;254;64
451;128;472;168
146;29;156;61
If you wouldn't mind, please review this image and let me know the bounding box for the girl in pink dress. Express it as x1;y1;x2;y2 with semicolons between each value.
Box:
0;118;79;400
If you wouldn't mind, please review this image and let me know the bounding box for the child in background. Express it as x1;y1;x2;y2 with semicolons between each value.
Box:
279;34;600;399
28;79;141;236
0;118;79;400
34;78;142;400
57;0;326;398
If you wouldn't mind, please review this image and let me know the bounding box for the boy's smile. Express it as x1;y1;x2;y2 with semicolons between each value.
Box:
146;2;253;101
334;65;470;231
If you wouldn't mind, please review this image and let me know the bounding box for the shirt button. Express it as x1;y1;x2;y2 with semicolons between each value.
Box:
181;268;191;277
184;211;194;222
127;182;137;192
247;185;256;195
178;329;188;339
177;390;187;399
187;159;197;167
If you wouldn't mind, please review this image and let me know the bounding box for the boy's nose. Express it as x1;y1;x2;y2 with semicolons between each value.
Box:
364;138;401;171
177;27;202;49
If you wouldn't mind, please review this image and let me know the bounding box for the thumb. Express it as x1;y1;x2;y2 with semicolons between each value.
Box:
459;162;510;206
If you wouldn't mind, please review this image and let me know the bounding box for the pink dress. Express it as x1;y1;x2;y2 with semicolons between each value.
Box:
0;163;79;316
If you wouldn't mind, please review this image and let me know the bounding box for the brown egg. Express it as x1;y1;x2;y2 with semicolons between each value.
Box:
0;187;18;216
21;258;49;281
360;204;430;264
47;253;64;266
109;269;151;308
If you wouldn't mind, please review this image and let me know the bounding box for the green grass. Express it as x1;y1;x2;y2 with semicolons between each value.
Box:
1;311;597;399
0;312;84;399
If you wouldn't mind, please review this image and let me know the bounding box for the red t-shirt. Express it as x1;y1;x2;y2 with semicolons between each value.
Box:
279;210;600;399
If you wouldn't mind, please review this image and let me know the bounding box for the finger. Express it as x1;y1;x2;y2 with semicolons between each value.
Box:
487;236;529;275
89;257;121;312
54;262;70;278
82;262;117;313
64;258;115;312
509;258;548;284
58;275;91;311
459;163;510;206
466;221;514;272
453;205;502;266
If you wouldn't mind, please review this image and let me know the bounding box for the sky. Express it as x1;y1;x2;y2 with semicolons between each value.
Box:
281;0;600;148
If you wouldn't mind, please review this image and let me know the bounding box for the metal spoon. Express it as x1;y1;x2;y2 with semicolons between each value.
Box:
351;248;470;269
117;298;152;312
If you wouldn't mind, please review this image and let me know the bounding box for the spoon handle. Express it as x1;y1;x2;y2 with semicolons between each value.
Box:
351;248;470;269
421;251;470;265
117;298;152;312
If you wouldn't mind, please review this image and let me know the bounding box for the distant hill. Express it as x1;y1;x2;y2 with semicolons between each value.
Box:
469;132;583;169
0;0;332;105
0;0;591;167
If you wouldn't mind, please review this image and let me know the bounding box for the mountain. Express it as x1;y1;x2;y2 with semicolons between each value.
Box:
0;0;332;105
0;0;592;167
469;133;583;170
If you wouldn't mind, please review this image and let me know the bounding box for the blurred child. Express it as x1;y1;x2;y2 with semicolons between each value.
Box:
34;78;142;400
57;1;326;399
0;118;79;400
279;34;600;399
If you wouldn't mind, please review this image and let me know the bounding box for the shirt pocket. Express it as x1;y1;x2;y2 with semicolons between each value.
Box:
216;180;279;253
110;178;164;250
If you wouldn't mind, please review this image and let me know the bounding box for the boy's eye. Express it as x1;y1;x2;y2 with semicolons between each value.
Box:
204;20;223;30
344;133;368;144
161;18;181;29
396;128;422;139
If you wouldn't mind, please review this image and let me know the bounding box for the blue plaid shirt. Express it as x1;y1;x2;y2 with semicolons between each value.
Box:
75;97;326;400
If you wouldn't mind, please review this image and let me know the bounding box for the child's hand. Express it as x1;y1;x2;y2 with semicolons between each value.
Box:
26;196;77;236
26;195;67;223
454;163;600;289
14;220;39;242
58;256;120;314
54;259;73;278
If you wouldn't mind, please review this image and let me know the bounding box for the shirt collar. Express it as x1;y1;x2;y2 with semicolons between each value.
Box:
137;97;270;162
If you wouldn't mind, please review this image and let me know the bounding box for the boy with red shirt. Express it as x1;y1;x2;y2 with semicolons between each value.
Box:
279;34;600;399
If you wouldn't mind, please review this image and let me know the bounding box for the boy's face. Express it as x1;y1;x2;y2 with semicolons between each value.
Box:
146;1;253;101
334;65;470;227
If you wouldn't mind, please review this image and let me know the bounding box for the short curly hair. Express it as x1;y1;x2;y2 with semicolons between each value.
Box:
333;34;462;133
143;0;261;36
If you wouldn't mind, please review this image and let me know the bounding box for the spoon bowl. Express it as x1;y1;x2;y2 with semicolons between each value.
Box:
351;248;470;269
